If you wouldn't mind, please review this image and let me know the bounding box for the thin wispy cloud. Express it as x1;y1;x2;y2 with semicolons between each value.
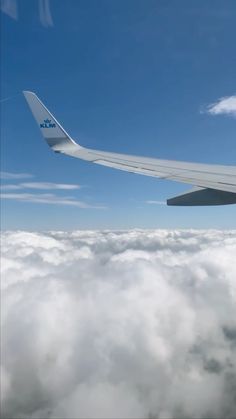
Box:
0;171;33;180
0;192;106;209
1;0;53;27
0;94;18;103
204;95;236;118
145;200;165;205
0;172;97;208
23;182;82;190
1;182;82;191
38;0;53;27
0;184;22;190
0;0;18;20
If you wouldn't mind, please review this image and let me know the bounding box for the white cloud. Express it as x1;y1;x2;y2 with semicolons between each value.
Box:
1;230;236;419
205;95;236;118
0;192;106;209
1;182;82;191
0;171;33;180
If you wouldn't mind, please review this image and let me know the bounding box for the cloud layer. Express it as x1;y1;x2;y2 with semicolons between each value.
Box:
1;230;236;419
205;95;236;118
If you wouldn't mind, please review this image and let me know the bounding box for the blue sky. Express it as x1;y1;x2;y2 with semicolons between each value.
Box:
1;0;236;230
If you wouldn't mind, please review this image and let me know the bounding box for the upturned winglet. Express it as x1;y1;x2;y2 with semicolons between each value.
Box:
23;91;80;153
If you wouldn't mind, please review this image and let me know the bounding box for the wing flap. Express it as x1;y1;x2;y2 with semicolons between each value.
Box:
167;187;236;206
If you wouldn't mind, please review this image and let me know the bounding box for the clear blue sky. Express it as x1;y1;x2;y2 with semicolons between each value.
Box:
1;0;236;230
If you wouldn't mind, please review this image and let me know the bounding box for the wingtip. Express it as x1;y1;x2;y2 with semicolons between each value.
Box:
23;90;36;97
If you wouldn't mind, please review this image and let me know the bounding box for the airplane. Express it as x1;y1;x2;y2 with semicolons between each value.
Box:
23;91;236;206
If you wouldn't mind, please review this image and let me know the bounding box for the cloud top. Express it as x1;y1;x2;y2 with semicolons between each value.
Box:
1;229;236;418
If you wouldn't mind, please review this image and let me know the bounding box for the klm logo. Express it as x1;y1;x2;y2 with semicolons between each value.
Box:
40;119;56;128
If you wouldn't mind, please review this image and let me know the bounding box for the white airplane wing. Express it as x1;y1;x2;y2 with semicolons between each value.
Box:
23;91;236;206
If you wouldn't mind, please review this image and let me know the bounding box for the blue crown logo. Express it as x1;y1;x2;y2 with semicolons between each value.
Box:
40;118;56;129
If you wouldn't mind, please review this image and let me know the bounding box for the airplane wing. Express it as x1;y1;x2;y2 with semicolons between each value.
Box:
23;91;236;206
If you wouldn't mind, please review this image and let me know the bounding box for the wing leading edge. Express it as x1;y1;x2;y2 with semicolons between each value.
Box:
23;91;236;206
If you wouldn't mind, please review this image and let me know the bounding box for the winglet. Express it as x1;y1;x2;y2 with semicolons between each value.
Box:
23;91;80;153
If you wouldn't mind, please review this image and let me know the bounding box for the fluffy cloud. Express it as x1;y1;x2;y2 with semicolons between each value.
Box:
205;95;236;118
1;230;236;419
